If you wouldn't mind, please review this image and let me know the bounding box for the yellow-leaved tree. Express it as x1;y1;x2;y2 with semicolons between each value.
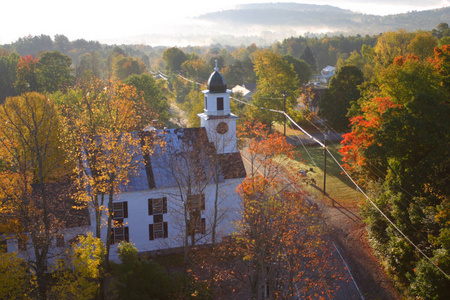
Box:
51;233;105;300
0;92;70;299
56;77;159;268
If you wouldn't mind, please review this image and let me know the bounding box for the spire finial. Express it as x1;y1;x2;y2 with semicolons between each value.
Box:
214;60;219;71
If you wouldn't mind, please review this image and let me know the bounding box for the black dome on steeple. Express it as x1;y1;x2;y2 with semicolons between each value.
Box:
207;61;227;93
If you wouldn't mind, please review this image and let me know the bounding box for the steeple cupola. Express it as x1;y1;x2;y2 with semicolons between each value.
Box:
198;62;238;154
201;61;231;116
207;63;227;93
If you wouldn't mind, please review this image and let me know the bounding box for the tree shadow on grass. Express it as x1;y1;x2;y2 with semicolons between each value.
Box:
310;183;363;223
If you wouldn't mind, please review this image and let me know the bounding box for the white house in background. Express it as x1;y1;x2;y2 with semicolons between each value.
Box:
231;83;255;101
320;65;336;83
99;65;246;261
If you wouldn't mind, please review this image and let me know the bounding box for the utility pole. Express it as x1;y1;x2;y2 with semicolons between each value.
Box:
323;131;332;206
282;91;287;136
323;132;326;195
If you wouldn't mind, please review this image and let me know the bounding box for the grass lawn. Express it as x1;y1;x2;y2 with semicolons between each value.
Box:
287;143;363;208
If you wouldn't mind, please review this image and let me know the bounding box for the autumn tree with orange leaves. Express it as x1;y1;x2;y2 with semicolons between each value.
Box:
192;122;338;299
341;48;450;298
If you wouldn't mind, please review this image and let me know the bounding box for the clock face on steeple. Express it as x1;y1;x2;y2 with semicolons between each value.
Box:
216;122;229;134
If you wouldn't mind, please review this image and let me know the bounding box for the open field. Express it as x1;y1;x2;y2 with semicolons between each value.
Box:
290;143;364;208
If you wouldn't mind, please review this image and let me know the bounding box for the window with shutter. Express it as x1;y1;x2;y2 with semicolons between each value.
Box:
188;216;206;236
56;234;65;248
0;239;7;253
187;194;205;212
148;197;167;215
18;235;27;251
113;201;128;219
148;197;168;240
187;194;206;236
111;227;129;244
111;201;129;244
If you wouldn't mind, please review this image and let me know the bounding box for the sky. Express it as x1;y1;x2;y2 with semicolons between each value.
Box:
1;0;449;45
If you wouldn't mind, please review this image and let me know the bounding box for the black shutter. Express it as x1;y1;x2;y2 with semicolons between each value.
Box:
201;194;205;210
164;222;168;238
124;227;129;242
148;199;153;215
110;229;115;245
201;218;206;235
163;197;167;214
123;202;128;218
149;224;154;240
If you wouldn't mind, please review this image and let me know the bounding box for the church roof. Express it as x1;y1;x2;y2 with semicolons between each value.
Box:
116;128;245;192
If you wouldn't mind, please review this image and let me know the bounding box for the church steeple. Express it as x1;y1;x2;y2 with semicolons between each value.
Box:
198;63;238;154
202;60;231;116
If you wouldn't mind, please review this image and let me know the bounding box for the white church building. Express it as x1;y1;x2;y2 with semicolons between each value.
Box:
100;65;246;261
4;66;247;264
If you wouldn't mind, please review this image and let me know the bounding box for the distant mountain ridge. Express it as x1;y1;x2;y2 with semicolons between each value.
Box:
197;3;450;35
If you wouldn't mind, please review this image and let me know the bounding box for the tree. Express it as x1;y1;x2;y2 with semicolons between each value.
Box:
163;47;188;73
373;30;414;67
336;50;366;70
154;128;215;263
222;58;256;86
0;253;33;299
181;58;210;81
432;22;450;39
124;73;171;126
111;242;172;299
183;86;204;127
112;55;147;81
37;51;74;93
407;32;438;60
15;55;39;94
282;55;312;86
0;52;19;102
319;65;364;131
53;34;72;53
213;122;337;299
14;34;54;56
56;78;151;268
300;45;317;71
57;79;156;300
0;92;70;299
434;45;450;93
341;53;450;297
51;233;105;300
251;50;299;127
76;51;104;80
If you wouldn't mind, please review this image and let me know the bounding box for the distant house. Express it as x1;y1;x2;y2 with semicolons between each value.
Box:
320;66;336;83
231;83;256;101
313;65;336;84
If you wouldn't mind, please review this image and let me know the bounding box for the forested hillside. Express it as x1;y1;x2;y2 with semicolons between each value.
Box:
199;3;450;36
